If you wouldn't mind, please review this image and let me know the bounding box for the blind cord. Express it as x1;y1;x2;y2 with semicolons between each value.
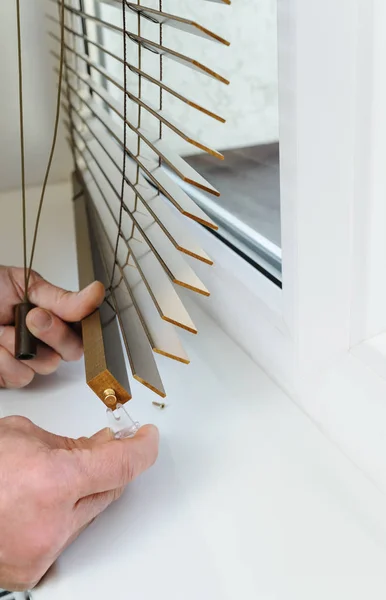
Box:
15;0;28;300
24;0;66;294
109;0;129;288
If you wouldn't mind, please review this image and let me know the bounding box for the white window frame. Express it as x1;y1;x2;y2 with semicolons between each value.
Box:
189;0;386;491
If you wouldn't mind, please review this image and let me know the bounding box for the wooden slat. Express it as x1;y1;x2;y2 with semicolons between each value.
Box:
87;199;167;397
73;172;132;408
135;175;213;264
128;276;190;364
128;33;229;84
71;121;210;296
85;130;211;294
63;62;224;159
141;162;218;230
139;133;220;197
125;2;230;45
78;182;189;364
76;151;198;334
79;115;213;264
60;71;220;196
49;33;225;123
52;2;229;83
63;84;219;228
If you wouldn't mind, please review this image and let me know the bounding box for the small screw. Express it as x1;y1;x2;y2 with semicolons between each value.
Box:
152;401;166;409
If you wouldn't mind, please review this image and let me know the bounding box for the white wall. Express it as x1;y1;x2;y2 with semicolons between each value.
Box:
99;0;279;154
0;0;71;193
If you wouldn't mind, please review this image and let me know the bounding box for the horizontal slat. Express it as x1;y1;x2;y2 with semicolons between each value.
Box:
73;176;132;406
62;61;224;159
128;33;229;85
54;55;221;195
70;119;210;296
82;128;210;295
138;133;220;197
131;275;190;364
76;151;198;334
52;2;228;83
79;114;213;264
141;160;219;230
135;175;213;264
125;2;230;45
87;199;167;397
63;81;219;228
71;110;213;263
50;30;225;123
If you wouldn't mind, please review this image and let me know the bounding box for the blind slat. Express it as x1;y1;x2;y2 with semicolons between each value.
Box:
125;2;230;45
63;86;219;227
63;63;224;158
80;164;198;334
88;201;167;397
50;32;225;122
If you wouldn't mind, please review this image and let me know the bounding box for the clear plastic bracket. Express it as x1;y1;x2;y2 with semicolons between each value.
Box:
106;403;140;439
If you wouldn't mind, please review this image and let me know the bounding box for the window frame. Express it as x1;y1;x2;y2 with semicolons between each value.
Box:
190;0;386;489
194;0;361;393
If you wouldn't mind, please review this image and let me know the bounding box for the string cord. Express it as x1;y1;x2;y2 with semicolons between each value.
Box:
109;0;129;288
25;0;66;294
15;0;28;300
159;0;163;141
132;0;142;218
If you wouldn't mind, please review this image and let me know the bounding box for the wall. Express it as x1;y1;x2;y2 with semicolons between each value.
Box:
0;0;72;193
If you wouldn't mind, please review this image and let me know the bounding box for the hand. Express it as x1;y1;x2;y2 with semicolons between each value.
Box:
0;416;159;591
0;266;105;388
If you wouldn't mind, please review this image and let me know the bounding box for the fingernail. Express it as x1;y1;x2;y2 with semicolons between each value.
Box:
79;281;97;295
30;309;52;331
78;281;105;304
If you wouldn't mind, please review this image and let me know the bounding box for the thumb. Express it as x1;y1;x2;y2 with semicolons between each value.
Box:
73;425;159;498
32;425;115;450
28;278;105;322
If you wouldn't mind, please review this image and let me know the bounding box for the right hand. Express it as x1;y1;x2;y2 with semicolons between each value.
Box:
0;416;159;591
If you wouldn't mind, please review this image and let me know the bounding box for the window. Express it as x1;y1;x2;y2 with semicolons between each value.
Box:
84;0;281;283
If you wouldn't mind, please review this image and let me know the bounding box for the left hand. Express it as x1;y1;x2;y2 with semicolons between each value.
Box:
0;266;105;389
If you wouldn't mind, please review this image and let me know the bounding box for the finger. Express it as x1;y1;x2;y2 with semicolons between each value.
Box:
26;308;83;362
89;427;115;444
73;425;159;497
0;266;39;324
28;278;105;322
0;346;34;388
74;487;125;530
0;325;61;375
32;426;114;451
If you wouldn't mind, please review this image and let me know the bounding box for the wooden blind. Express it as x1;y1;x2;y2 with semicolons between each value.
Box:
47;0;230;408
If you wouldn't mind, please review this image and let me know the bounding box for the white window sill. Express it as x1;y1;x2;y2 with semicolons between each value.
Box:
2;183;386;599
2;300;386;600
